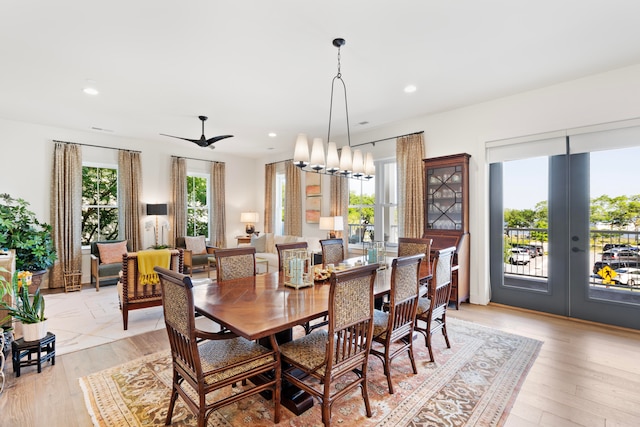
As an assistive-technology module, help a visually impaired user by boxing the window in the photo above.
[82,165,118,245]
[186,173,210,238]
[348,159,397,247]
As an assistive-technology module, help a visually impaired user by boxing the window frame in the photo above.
[81,162,119,246]
[186,172,211,239]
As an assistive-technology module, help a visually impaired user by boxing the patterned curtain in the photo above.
[284,161,302,236]
[170,157,187,247]
[118,150,142,251]
[50,142,82,289]
[210,161,226,248]
[397,133,425,238]
[330,175,349,252]
[264,162,276,234]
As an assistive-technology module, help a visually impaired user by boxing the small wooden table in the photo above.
[12,332,56,377]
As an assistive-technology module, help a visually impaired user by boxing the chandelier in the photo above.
[293,38,375,180]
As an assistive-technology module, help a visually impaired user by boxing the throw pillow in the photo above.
[97,241,128,264]
[184,236,207,254]
[251,234,266,253]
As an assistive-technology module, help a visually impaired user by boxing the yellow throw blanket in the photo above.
[137,249,171,285]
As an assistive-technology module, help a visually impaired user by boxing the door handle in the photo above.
[571,247,585,253]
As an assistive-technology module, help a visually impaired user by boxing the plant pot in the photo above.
[22,320,47,342]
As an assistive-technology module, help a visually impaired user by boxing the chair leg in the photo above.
[122,306,128,330]
[361,376,373,418]
[442,321,451,349]
[165,385,179,425]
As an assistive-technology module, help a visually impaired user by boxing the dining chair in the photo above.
[214,246,256,281]
[154,266,281,426]
[320,238,345,266]
[275,241,308,271]
[398,237,433,259]
[279,263,378,427]
[370,253,424,394]
[414,246,456,362]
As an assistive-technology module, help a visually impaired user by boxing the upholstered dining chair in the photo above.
[414,246,456,362]
[154,266,281,426]
[320,238,345,266]
[370,253,424,394]
[398,237,433,259]
[214,246,256,282]
[279,264,378,427]
[275,241,308,271]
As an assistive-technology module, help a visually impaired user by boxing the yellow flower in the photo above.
[16,271,32,290]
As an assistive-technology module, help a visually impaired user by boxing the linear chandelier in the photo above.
[293,38,375,180]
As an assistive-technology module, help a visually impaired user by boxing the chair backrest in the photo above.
[398,237,432,259]
[276,241,308,271]
[320,238,345,266]
[326,264,378,375]
[121,249,183,299]
[427,246,456,319]
[214,246,257,281]
[387,254,424,337]
[155,266,203,377]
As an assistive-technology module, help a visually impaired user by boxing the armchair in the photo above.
[175,236,216,277]
[117,249,183,330]
[90,240,131,291]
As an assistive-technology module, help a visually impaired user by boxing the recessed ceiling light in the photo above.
[404,85,417,93]
[268,132,277,137]
[83,87,99,95]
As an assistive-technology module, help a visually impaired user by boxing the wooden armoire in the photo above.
[423,153,470,309]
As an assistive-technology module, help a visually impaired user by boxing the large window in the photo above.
[82,165,118,245]
[186,174,210,237]
[348,159,397,247]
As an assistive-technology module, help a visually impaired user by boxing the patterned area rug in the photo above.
[80,318,541,426]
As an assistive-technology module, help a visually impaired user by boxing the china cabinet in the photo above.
[423,153,470,308]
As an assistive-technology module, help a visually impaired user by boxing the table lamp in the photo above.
[240,212,259,235]
[319,216,343,239]
[147,203,168,246]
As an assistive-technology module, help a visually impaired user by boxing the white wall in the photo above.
[0,118,257,284]
[261,63,640,306]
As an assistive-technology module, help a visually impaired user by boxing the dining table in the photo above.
[191,253,431,414]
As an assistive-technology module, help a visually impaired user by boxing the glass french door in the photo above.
[489,128,640,330]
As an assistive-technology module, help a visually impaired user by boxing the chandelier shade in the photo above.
[292,38,374,181]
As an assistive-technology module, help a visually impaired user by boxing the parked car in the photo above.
[602,243,633,252]
[508,248,531,265]
[614,268,640,287]
[512,244,536,258]
[602,249,640,262]
[593,260,640,275]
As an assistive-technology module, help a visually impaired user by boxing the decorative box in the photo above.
[283,249,314,289]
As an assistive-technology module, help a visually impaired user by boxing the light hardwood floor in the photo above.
[1,303,639,427]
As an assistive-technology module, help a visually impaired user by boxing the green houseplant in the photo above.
[0,193,57,273]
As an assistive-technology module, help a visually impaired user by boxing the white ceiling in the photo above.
[2,1,640,158]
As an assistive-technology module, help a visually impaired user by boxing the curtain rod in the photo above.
[171,155,224,164]
[350,130,424,148]
[265,159,291,166]
[52,140,141,153]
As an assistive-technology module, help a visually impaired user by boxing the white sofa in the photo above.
[246,233,320,271]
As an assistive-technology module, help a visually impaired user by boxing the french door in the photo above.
[489,126,640,330]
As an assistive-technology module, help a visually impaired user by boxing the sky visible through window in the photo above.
[503,146,640,210]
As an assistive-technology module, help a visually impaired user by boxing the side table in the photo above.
[12,332,56,377]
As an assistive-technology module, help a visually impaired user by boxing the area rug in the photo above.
[79,318,542,427]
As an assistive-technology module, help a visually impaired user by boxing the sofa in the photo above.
[246,233,320,271]
[117,249,183,330]
[90,240,131,291]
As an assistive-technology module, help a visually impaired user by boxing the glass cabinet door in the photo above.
[426,165,464,230]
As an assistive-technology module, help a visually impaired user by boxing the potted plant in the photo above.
[0,194,57,291]
[0,269,47,341]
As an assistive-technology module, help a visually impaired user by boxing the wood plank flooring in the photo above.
[1,303,639,426]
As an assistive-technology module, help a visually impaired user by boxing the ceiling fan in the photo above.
[161,115,233,149]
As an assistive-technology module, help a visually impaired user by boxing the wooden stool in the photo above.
[11,332,56,377]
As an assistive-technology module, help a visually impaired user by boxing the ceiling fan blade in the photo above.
[206,135,234,145]
[160,133,201,144]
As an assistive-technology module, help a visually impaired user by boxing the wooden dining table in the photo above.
[191,254,431,414]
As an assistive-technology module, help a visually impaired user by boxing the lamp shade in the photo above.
[332,216,344,231]
[339,146,352,174]
[318,216,334,231]
[293,133,310,167]
[326,142,340,173]
[309,137,326,171]
[147,203,167,215]
[240,212,259,223]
